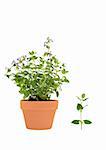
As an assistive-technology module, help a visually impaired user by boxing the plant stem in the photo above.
[80,110,83,130]
[80,100,83,130]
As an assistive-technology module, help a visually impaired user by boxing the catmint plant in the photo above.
[71,93,92,130]
[5,37,69,101]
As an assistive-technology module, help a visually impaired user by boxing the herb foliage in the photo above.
[5,37,69,100]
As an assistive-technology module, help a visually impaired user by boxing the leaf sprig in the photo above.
[71,93,92,130]
[5,37,69,101]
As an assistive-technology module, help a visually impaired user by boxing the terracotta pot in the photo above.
[20,100,58,130]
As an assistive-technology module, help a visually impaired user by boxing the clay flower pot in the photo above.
[20,100,58,130]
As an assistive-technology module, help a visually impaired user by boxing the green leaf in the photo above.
[77,103,83,111]
[29,51,35,55]
[62,76,69,83]
[71,120,80,124]
[76,96,81,101]
[62,68,68,74]
[81,93,86,98]
[7,68,11,72]
[44,52,49,56]
[56,91,59,97]
[83,98,88,101]
[29,56,37,61]
[64,78,69,83]
[6,75,10,78]
[46,45,50,49]
[83,120,92,124]
[62,63,65,67]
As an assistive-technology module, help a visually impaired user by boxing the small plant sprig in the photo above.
[71,93,92,130]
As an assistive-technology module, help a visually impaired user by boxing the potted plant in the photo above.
[5,37,69,130]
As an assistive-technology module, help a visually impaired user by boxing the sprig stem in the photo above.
[80,110,83,130]
[80,100,83,130]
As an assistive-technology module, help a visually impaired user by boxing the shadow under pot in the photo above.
[20,100,58,130]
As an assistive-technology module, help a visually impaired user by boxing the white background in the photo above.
[0,0,106,149]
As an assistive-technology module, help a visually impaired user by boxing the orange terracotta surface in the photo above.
[20,100,58,130]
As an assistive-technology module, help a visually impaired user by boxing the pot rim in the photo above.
[21,99,58,102]
[20,99,58,110]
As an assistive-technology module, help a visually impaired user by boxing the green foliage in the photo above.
[72,93,92,130]
[77,103,83,111]
[5,37,69,101]
[83,120,92,124]
[71,120,80,124]
[81,93,85,98]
